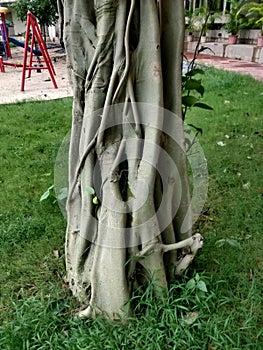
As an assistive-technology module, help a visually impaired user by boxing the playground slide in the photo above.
[9,37,41,56]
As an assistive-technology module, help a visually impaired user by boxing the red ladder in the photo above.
[21,11,58,91]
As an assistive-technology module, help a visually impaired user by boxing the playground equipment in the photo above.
[21,11,57,91]
[9,37,41,56]
[0,10,57,91]
[0,7,12,59]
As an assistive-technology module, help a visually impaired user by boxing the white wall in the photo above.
[11,10,26,35]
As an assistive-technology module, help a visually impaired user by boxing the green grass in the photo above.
[0,69,262,349]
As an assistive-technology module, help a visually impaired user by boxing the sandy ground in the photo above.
[1,44,262,105]
[0,44,73,104]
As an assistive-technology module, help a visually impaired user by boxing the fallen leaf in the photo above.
[53,250,60,259]
[183,311,199,325]
[243,182,250,190]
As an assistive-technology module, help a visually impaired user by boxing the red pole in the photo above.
[21,12,31,91]
[28,27,35,78]
[0,56,5,72]
[1,13,12,58]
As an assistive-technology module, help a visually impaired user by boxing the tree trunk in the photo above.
[62,0,200,319]
[57,0,65,48]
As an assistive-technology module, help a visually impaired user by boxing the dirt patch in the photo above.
[0,44,73,104]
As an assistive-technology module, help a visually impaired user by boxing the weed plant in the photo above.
[0,69,262,349]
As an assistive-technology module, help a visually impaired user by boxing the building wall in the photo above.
[185,0,258,12]
[0,0,25,35]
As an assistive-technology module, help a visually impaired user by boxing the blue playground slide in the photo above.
[9,37,42,56]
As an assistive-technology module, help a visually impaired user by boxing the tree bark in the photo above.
[62,0,197,319]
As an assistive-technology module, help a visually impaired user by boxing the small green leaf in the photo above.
[182,95,199,107]
[196,85,205,97]
[39,185,54,202]
[213,258,220,265]
[185,78,201,90]
[193,102,213,110]
[92,196,99,205]
[225,238,241,249]
[87,186,95,196]
[184,79,205,97]
[197,280,208,293]
[186,278,196,290]
[185,68,205,77]
[40,190,51,202]
[215,239,226,248]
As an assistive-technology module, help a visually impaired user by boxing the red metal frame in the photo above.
[21,11,57,91]
[0,56,5,72]
[0,12,12,59]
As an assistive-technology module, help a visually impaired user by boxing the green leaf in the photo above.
[225,238,241,249]
[195,273,200,281]
[186,278,196,290]
[39,185,54,202]
[193,102,213,110]
[40,190,51,202]
[184,79,205,96]
[215,239,226,248]
[185,78,201,89]
[196,85,205,97]
[185,68,205,77]
[86,186,95,196]
[213,258,220,265]
[197,280,208,293]
[182,95,199,107]
[92,196,99,205]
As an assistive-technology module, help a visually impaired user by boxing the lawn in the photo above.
[0,68,262,349]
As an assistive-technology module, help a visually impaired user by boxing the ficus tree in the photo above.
[59,0,204,319]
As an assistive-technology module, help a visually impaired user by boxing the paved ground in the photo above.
[0,45,262,105]
[186,53,263,82]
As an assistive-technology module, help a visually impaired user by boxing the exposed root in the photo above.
[76,305,94,319]
[137,233,204,276]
